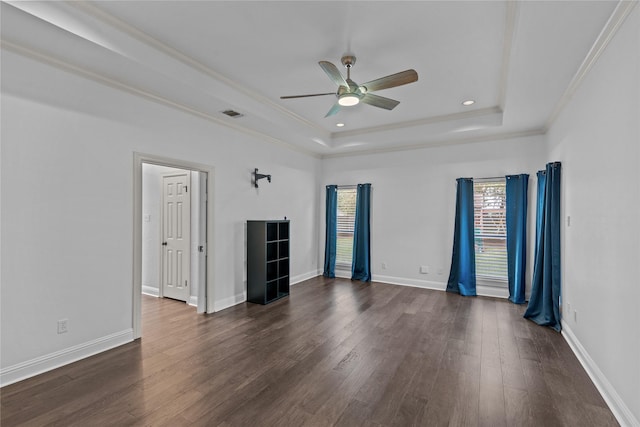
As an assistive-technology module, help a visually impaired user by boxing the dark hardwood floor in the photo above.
[1,277,617,426]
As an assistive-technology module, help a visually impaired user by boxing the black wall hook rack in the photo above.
[253,168,271,188]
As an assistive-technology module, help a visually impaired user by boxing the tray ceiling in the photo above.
[1,1,627,156]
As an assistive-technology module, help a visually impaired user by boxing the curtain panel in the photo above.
[351,183,371,282]
[446,178,477,296]
[524,163,562,331]
[323,185,338,278]
[506,174,529,304]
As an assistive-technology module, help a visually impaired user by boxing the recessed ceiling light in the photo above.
[462,100,475,106]
[336,123,345,127]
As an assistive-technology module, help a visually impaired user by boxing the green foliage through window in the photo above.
[473,180,507,281]
[336,188,357,265]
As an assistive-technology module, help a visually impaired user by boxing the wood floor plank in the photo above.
[301,347,385,426]
[0,277,619,426]
[504,387,533,426]
[334,399,372,427]
[390,395,427,427]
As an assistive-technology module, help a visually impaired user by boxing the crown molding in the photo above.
[65,1,327,137]
[1,39,321,159]
[332,106,503,140]
[544,0,638,131]
[2,37,537,161]
[322,128,546,159]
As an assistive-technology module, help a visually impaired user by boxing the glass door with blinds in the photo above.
[473,179,508,284]
[336,187,357,267]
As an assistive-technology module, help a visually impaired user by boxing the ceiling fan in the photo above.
[280,55,418,117]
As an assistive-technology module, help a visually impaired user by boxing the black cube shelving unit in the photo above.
[247,220,290,304]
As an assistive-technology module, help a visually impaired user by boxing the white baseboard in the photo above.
[0,329,133,387]
[188,296,198,307]
[142,285,159,297]
[212,270,321,312]
[291,269,322,285]
[561,322,639,427]
[373,274,510,299]
[372,274,446,291]
[323,271,519,301]
[213,292,247,312]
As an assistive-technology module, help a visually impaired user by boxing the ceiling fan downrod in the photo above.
[341,55,356,80]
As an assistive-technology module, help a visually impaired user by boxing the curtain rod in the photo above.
[327,184,372,189]
[474,176,505,181]
[474,175,530,181]
[334,185,357,189]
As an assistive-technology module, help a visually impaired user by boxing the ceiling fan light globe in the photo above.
[338,94,360,106]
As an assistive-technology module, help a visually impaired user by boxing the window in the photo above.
[336,187,357,265]
[473,179,507,282]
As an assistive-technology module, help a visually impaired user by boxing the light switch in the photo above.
[144,214,151,222]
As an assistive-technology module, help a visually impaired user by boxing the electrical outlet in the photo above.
[381,262,387,270]
[57,319,68,334]
[437,268,443,275]
[420,265,429,274]
[574,310,578,322]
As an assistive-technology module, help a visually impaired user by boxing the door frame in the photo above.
[133,152,215,339]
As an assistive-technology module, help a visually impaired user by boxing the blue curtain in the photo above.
[447,178,476,296]
[524,162,562,331]
[352,183,371,282]
[506,174,529,304]
[533,171,546,262]
[323,185,337,278]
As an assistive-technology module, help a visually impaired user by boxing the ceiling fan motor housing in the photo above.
[341,55,356,68]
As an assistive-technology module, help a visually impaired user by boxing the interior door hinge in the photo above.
[184,186,188,192]
[185,280,188,287]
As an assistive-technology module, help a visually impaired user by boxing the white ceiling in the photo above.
[1,1,623,157]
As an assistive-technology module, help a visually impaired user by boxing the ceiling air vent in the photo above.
[222,109,244,118]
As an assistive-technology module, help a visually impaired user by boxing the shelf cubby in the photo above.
[247,220,290,305]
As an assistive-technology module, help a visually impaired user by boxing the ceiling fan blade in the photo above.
[325,103,341,118]
[280,93,335,99]
[319,61,349,88]
[360,93,400,110]
[361,69,418,92]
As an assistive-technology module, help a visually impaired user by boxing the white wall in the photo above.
[0,49,321,382]
[320,135,547,297]
[546,6,639,425]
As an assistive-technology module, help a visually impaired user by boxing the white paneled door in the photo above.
[161,173,191,302]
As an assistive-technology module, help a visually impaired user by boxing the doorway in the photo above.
[133,153,215,339]
[142,166,193,303]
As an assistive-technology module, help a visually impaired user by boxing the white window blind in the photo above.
[336,187,357,265]
[473,179,508,282]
